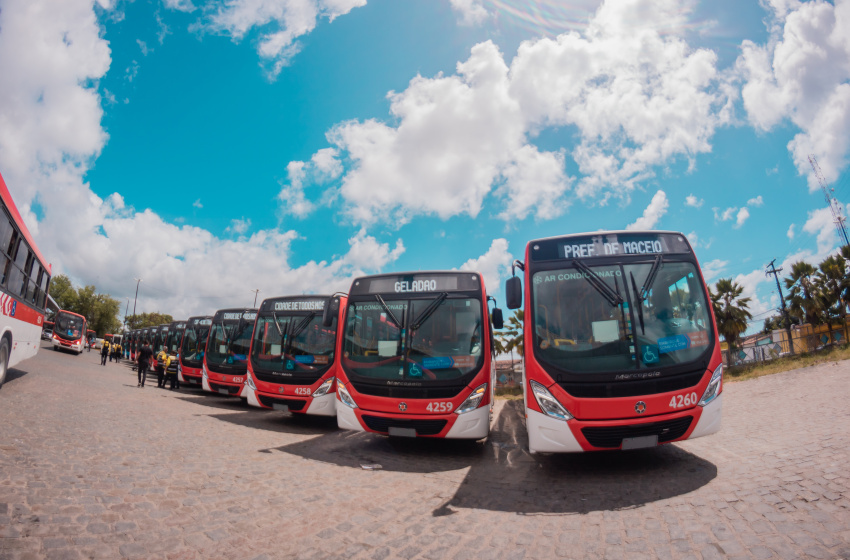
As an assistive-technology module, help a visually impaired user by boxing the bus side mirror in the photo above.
[322,298,339,328]
[491,308,504,330]
[506,277,523,310]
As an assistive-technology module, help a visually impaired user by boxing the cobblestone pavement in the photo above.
[1,344,849,559]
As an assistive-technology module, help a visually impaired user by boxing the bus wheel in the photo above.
[0,339,9,390]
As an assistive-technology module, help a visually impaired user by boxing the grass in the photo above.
[726,343,850,383]
[494,385,523,400]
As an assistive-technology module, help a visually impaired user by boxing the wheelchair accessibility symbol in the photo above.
[642,345,659,364]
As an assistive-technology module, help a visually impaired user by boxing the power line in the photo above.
[809,155,850,247]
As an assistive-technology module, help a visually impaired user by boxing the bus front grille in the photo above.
[350,382,462,400]
[559,370,705,399]
[361,416,447,436]
[581,416,693,448]
[257,395,307,411]
[209,382,241,395]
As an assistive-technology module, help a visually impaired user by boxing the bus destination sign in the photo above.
[531,232,692,262]
[273,300,325,312]
[354,273,481,296]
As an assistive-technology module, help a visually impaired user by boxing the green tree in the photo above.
[48,274,76,310]
[815,254,850,324]
[45,275,122,336]
[126,312,174,330]
[784,261,821,325]
[711,278,753,367]
[497,309,524,372]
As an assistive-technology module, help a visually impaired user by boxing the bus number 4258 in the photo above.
[669,392,699,409]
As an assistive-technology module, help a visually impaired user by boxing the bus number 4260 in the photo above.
[669,392,699,409]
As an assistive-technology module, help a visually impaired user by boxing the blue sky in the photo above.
[1,0,849,334]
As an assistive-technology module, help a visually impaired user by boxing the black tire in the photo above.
[0,339,9,390]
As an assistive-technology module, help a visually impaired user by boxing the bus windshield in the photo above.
[251,314,336,375]
[181,326,209,366]
[165,327,183,354]
[207,320,253,371]
[55,313,83,341]
[531,260,713,374]
[343,297,483,382]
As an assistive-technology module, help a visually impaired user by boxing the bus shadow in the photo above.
[433,400,718,515]
[208,411,340,436]
[3,366,28,385]
[272,428,488,473]
[176,395,250,411]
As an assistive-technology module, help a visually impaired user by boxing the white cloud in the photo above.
[292,0,733,226]
[734,207,750,229]
[626,190,668,230]
[685,194,703,208]
[686,230,698,247]
[277,148,343,218]
[164,0,196,12]
[747,195,764,207]
[227,217,252,235]
[458,238,512,297]
[701,259,728,282]
[450,0,488,26]
[0,0,404,320]
[207,0,367,78]
[713,206,737,222]
[193,199,203,208]
[137,39,150,56]
[736,0,850,190]
[787,223,795,240]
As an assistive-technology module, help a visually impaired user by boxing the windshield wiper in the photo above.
[630,272,645,335]
[375,295,404,329]
[271,312,285,337]
[572,260,624,307]
[289,312,315,343]
[410,293,448,330]
[638,255,663,302]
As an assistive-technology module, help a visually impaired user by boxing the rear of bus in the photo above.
[507,231,722,453]
[335,271,501,439]
[179,316,211,388]
[52,310,86,354]
[244,296,342,416]
[202,308,257,397]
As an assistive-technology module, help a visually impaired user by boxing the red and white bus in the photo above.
[52,310,86,354]
[334,271,503,439]
[244,296,343,416]
[0,171,52,388]
[179,316,212,388]
[505,231,722,453]
[202,308,257,397]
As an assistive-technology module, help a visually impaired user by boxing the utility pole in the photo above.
[766,259,795,355]
[251,289,260,307]
[131,278,142,329]
[809,155,850,247]
[122,297,130,336]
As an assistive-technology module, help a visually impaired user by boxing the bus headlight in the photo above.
[530,380,573,421]
[455,383,487,414]
[337,382,358,409]
[698,364,723,407]
[312,377,335,398]
[245,375,256,391]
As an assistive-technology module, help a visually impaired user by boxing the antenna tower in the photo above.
[809,154,850,247]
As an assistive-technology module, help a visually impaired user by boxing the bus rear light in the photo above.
[312,377,335,398]
[337,382,358,409]
[698,364,723,407]
[530,380,573,421]
[455,383,487,414]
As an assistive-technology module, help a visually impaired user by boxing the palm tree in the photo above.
[784,261,821,324]
[710,278,753,367]
[497,309,524,373]
[815,255,849,324]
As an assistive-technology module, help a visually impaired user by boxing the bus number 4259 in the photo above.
[426,402,453,412]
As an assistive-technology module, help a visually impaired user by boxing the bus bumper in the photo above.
[337,403,365,432]
[688,394,722,439]
[247,389,336,416]
[527,408,584,453]
[445,405,489,439]
[305,392,336,416]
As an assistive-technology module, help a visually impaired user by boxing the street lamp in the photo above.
[251,289,260,307]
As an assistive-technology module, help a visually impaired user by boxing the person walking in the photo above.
[100,340,110,366]
[166,350,179,390]
[155,347,169,388]
[137,341,152,387]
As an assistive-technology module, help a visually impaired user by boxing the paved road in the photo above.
[1,344,849,560]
